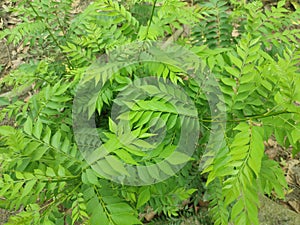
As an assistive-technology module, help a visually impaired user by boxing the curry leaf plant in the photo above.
[0,0,299,225]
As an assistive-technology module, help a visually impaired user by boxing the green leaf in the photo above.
[43,126,51,144]
[231,198,243,220]
[167,151,192,165]
[291,128,300,144]
[61,138,70,153]
[133,139,154,149]
[33,118,43,139]
[140,85,161,95]
[166,114,178,129]
[105,155,129,176]
[111,214,142,225]
[137,188,150,208]
[0,126,15,136]
[231,131,250,148]
[31,145,48,160]
[249,126,264,177]
[15,171,24,179]
[0,97,9,106]
[109,118,118,133]
[229,54,243,69]
[24,117,33,135]
[137,111,153,125]
[57,165,65,177]
[137,167,154,184]
[21,179,37,199]
[114,149,138,165]
[225,66,240,77]
[234,122,249,131]
[158,161,174,176]
[46,167,56,177]
[85,169,99,185]
[51,131,61,149]
[221,77,236,86]
[237,47,247,60]
[87,195,109,224]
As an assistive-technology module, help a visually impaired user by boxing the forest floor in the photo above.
[0,1,300,224]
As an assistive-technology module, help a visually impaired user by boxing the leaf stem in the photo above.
[200,110,298,123]
[26,0,72,67]
[144,0,158,40]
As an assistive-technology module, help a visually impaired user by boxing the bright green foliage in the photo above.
[0,0,73,58]
[192,0,233,48]
[244,0,300,56]
[0,0,299,225]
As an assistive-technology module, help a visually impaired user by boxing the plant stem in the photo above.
[144,0,158,40]
[26,0,72,67]
[200,110,298,123]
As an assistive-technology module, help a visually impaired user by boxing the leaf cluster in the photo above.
[0,1,299,225]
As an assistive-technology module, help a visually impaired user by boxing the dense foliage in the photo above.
[0,0,299,224]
